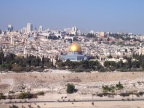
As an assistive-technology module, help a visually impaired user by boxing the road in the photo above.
[1,97,144,104]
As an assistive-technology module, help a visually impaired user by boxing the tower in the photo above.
[72,26,77,32]
[39,26,43,32]
[71,26,77,35]
[27,23,33,33]
[8,25,13,32]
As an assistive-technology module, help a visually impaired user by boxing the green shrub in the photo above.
[9,105,19,108]
[116,82,124,90]
[37,91,45,96]
[66,83,76,94]
[17,92,34,99]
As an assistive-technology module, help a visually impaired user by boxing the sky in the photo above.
[0,0,144,34]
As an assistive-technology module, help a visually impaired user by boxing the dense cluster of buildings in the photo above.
[0,23,144,64]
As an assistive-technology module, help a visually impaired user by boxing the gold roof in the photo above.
[68,42,82,52]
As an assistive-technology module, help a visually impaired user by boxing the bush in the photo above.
[9,105,19,108]
[92,102,94,105]
[116,82,124,90]
[138,92,144,96]
[74,67,85,72]
[120,93,130,97]
[0,93,6,99]
[66,83,76,94]
[37,91,45,96]
[97,93,103,97]
[17,92,35,99]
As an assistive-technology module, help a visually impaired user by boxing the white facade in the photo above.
[8,24,13,32]
[27,23,33,33]
[39,26,43,32]
[64,26,78,35]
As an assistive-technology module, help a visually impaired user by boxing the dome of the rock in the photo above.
[68,42,81,52]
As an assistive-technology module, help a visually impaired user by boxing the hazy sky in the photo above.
[0,0,144,33]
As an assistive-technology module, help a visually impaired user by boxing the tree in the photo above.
[65,59,72,68]
[142,62,144,70]
[41,56,45,68]
[5,53,15,64]
[11,64,23,72]
[0,51,4,64]
[126,57,132,69]
[104,61,117,71]
[131,61,140,68]
[66,83,76,94]
[56,61,65,69]
[117,60,123,68]
[31,58,39,66]
[104,61,110,67]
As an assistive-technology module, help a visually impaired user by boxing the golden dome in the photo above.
[68,42,82,52]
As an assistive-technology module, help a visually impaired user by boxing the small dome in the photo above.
[68,42,82,52]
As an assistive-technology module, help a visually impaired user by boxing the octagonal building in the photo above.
[60,42,88,61]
